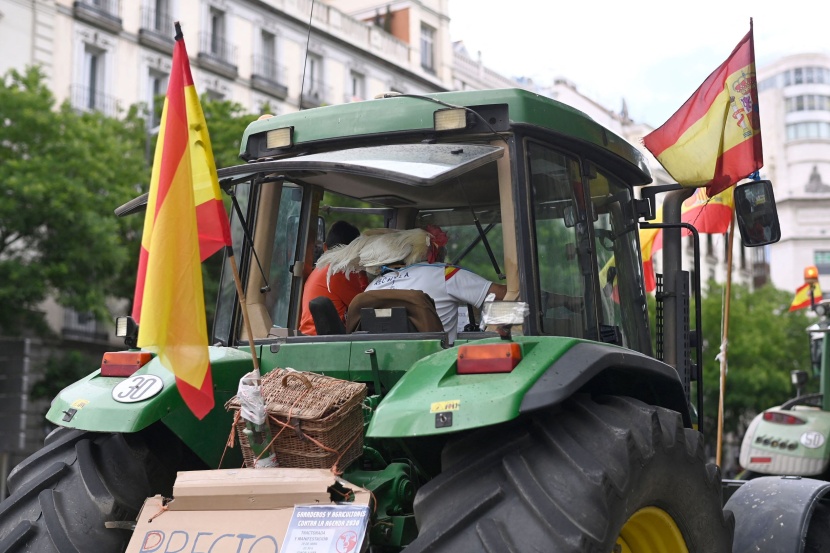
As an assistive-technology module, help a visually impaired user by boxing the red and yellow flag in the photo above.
[790,282,822,312]
[680,186,735,235]
[639,206,664,293]
[132,24,232,419]
[643,21,762,197]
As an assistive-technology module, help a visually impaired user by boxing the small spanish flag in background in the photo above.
[643,20,762,197]
[132,22,232,419]
[790,282,822,312]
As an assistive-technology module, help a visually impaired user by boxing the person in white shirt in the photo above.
[366,261,506,341]
[317,225,506,341]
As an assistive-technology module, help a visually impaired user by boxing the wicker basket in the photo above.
[226,369,366,470]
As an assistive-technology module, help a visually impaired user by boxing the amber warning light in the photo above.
[101,351,152,377]
[457,343,522,374]
[805,266,819,284]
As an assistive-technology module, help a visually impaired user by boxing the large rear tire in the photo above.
[407,395,733,552]
[0,424,202,553]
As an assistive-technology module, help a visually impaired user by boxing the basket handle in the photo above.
[281,372,313,391]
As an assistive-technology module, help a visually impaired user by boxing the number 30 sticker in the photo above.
[112,374,164,403]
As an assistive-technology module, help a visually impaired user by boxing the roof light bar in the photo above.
[434,108,469,131]
[266,127,293,149]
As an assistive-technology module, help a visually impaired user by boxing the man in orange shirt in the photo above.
[299,221,367,335]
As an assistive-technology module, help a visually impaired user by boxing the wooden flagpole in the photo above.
[226,246,262,378]
[716,211,736,467]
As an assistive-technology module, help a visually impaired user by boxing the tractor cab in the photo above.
[211,90,652,359]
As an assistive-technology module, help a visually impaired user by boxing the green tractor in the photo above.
[739,267,830,480]
[1,89,828,552]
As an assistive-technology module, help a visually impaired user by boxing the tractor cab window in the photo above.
[588,167,651,353]
[527,141,591,339]
[265,183,305,328]
[213,180,306,344]
[213,181,252,345]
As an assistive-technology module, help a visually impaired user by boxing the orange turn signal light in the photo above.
[101,351,152,377]
[457,343,522,374]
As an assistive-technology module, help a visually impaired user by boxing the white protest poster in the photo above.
[281,505,371,553]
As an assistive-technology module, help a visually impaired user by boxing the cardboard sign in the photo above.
[126,469,371,553]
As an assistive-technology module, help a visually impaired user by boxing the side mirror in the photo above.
[734,180,781,247]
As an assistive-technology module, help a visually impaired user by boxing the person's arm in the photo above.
[487,282,507,301]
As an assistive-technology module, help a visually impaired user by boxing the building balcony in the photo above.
[139,5,175,54]
[71,85,120,117]
[73,0,122,34]
[301,85,331,108]
[197,32,238,79]
[61,309,110,344]
[251,55,288,100]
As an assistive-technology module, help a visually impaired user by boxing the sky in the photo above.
[448,0,830,128]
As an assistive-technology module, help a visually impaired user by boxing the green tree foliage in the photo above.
[697,281,813,446]
[0,67,147,335]
[0,66,267,339]
[29,350,96,402]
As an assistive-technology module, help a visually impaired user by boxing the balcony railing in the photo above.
[139,5,175,53]
[301,84,331,108]
[62,309,109,343]
[71,84,120,117]
[251,55,288,100]
[73,0,122,33]
[197,32,238,78]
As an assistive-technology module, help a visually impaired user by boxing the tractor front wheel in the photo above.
[0,424,202,552]
[408,394,733,552]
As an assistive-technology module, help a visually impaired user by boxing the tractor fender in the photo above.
[366,337,690,438]
[44,346,255,466]
[519,342,692,427]
[725,476,830,553]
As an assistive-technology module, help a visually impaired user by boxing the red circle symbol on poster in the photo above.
[336,530,358,553]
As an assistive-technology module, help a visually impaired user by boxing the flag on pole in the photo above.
[639,206,664,293]
[643,20,762,197]
[790,282,822,312]
[680,186,735,234]
[132,23,232,419]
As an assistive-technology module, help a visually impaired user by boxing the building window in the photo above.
[815,251,830,274]
[209,7,225,57]
[349,71,365,102]
[794,67,803,84]
[786,121,830,141]
[784,94,830,113]
[420,23,435,72]
[152,0,170,32]
[260,30,277,80]
[148,69,167,129]
[305,53,323,99]
[83,45,105,111]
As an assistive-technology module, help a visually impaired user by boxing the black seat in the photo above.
[308,296,347,335]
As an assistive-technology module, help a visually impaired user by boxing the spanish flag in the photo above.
[790,282,822,312]
[643,20,762,197]
[680,186,734,235]
[132,23,232,419]
[639,206,664,293]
